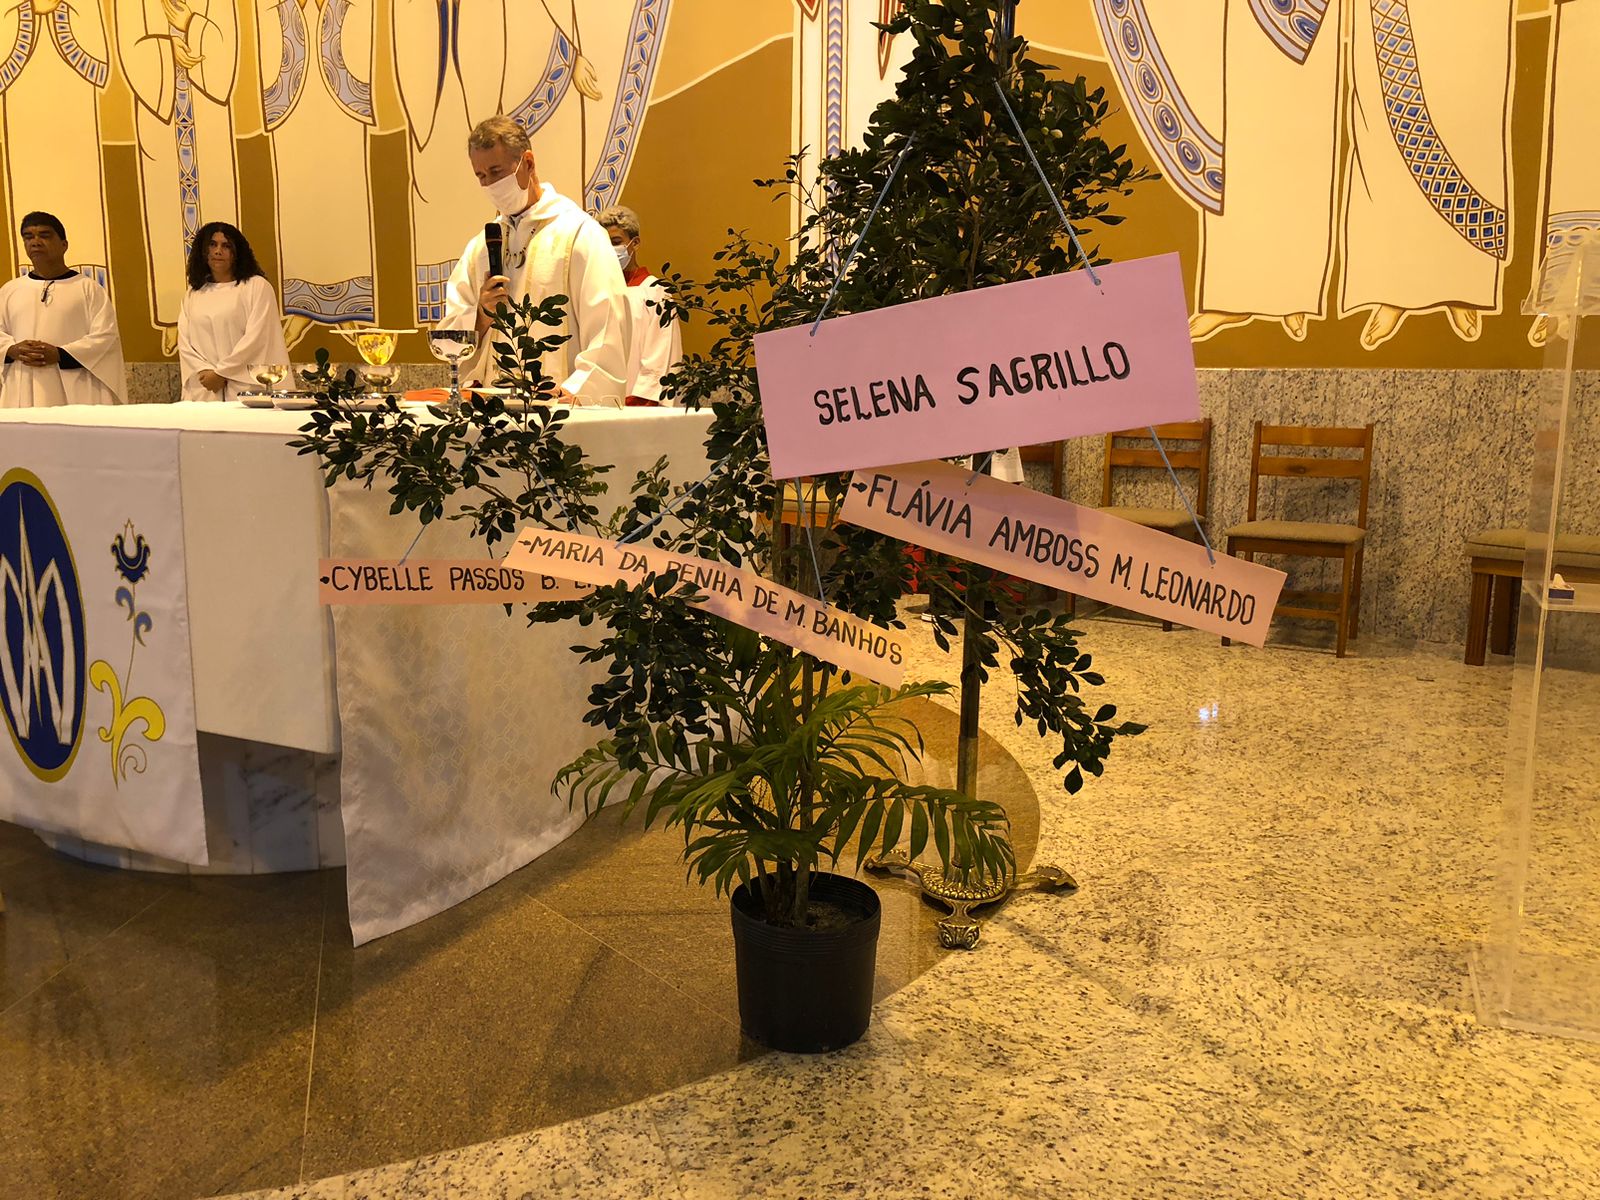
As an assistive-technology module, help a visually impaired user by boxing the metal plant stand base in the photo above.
[864,851,1077,949]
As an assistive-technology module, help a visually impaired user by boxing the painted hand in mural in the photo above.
[573,51,601,101]
[159,0,194,33]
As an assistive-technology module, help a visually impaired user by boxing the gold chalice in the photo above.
[250,363,289,394]
[334,326,412,367]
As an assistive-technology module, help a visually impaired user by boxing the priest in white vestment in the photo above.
[0,212,125,408]
[441,116,630,405]
[177,221,290,403]
[598,205,682,407]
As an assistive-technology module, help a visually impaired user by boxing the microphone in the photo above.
[484,222,503,280]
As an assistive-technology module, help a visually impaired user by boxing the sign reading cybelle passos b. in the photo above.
[753,253,1200,479]
[317,559,593,605]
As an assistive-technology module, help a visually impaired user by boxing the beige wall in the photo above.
[0,1,1589,369]
[0,0,795,364]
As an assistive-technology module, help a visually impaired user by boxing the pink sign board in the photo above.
[318,559,593,606]
[753,253,1200,479]
[839,461,1286,646]
[501,530,910,685]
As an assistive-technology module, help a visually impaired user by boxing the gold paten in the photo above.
[864,851,1076,949]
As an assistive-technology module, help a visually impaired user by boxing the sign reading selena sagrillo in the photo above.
[753,254,1200,479]
[839,460,1286,646]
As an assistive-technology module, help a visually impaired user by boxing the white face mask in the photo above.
[614,244,632,268]
[484,163,530,217]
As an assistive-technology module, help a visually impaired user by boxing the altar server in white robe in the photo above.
[0,212,125,408]
[598,205,682,407]
[441,116,630,405]
[177,222,290,402]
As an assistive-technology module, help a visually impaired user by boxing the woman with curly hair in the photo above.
[177,222,290,402]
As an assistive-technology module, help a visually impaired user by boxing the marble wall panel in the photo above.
[1013,369,1600,648]
[122,362,453,405]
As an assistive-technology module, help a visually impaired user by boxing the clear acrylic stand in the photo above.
[1471,232,1600,1040]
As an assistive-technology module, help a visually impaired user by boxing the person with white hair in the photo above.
[598,205,683,407]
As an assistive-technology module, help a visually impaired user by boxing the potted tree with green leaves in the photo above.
[296,0,1146,1053]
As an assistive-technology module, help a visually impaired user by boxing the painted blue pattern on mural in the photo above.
[415,261,454,325]
[174,70,200,254]
[824,0,844,159]
[0,3,36,94]
[263,0,308,130]
[319,0,373,122]
[285,275,377,323]
[1249,0,1329,64]
[51,6,109,87]
[1093,0,1224,215]
[1371,0,1507,259]
[510,31,574,136]
[585,0,672,213]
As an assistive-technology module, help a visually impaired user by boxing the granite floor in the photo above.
[197,604,1600,1200]
[0,700,1033,1200]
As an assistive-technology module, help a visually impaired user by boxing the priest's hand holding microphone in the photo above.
[474,221,579,405]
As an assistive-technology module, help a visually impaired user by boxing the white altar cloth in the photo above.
[0,402,714,939]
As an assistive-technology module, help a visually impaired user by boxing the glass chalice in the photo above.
[427,329,478,408]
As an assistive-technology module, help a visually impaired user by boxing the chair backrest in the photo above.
[1246,422,1375,528]
[1100,419,1212,519]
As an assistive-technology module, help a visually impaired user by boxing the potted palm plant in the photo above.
[296,0,1147,1052]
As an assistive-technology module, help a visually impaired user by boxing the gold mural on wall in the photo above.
[0,0,1590,368]
[1,0,693,363]
[789,0,1592,368]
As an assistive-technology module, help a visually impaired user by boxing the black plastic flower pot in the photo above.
[729,871,882,1053]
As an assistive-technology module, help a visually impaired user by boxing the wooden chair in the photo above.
[1463,527,1600,664]
[1224,422,1375,658]
[1019,443,1065,499]
[1100,420,1212,532]
[776,478,837,529]
[1066,421,1212,627]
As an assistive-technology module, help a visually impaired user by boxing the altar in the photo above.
[0,402,713,941]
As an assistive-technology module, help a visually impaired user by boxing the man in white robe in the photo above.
[0,212,126,407]
[441,116,630,405]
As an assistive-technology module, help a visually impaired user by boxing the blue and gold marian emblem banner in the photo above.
[0,428,205,864]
